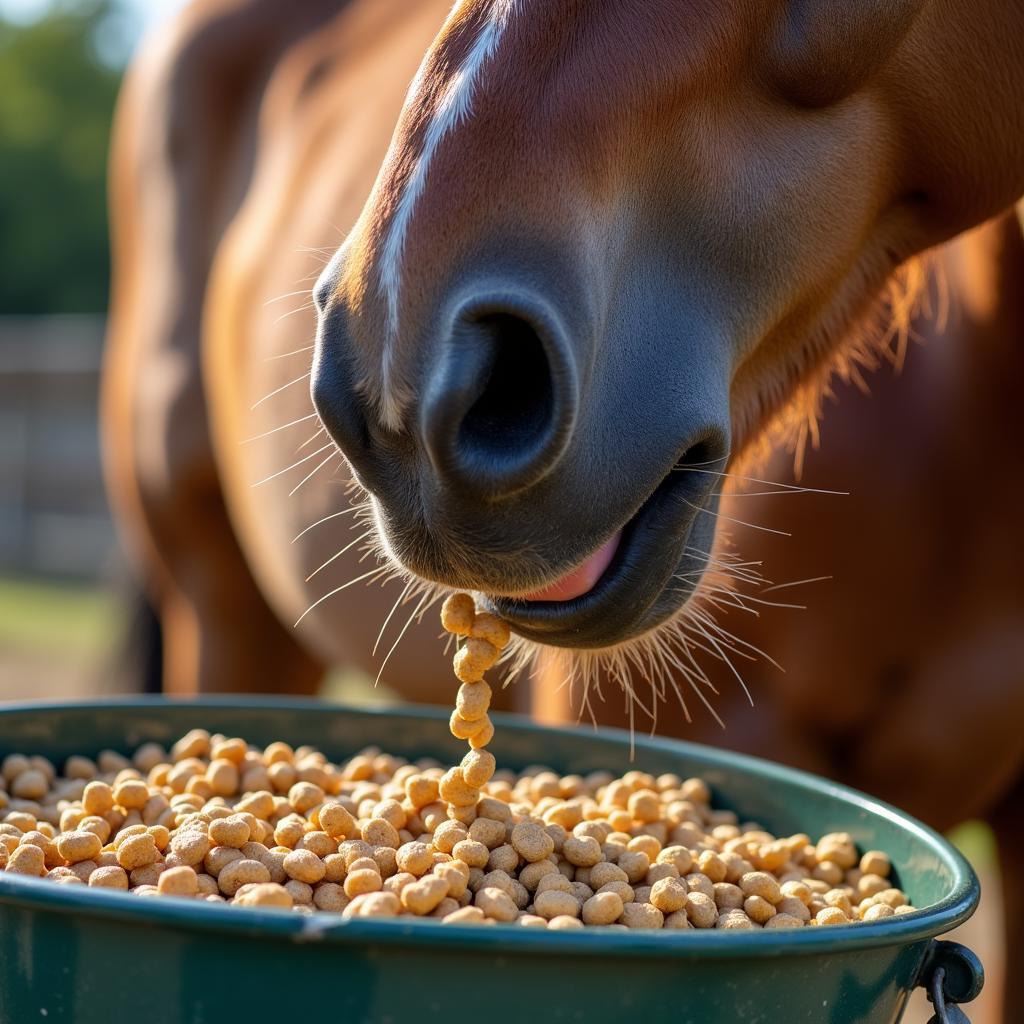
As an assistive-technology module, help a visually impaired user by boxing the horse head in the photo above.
[311,0,1024,651]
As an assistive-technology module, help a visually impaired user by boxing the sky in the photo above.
[0,0,190,64]
[0,0,187,32]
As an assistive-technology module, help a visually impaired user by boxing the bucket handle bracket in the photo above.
[920,940,984,1024]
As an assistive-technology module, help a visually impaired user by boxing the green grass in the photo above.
[320,666,400,707]
[0,575,401,706]
[948,820,998,871]
[0,574,120,657]
[0,576,402,706]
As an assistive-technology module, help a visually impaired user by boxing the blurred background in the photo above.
[0,0,188,704]
[0,3,1001,1017]
[0,0,385,708]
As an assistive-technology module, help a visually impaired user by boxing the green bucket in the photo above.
[0,699,982,1023]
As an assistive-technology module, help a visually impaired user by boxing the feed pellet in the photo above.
[0,595,912,928]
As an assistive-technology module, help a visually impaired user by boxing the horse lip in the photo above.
[491,531,624,603]
[483,462,717,648]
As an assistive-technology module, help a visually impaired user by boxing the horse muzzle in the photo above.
[312,246,732,649]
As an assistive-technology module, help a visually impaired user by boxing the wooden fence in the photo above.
[0,316,116,580]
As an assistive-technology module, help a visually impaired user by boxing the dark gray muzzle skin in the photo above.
[312,237,732,650]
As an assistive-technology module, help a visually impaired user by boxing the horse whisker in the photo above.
[761,575,833,593]
[373,578,417,657]
[264,288,313,307]
[273,302,317,328]
[253,442,334,487]
[305,529,374,581]
[688,618,754,708]
[288,451,341,497]
[676,465,847,497]
[242,413,319,444]
[296,427,328,452]
[682,498,793,538]
[251,371,312,410]
[291,506,361,544]
[692,607,784,673]
[374,588,439,688]
[265,344,316,362]
[294,564,392,626]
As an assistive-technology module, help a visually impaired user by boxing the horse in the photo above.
[102,1,1024,1013]
[535,214,1024,1019]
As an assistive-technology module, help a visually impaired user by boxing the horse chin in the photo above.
[362,489,752,728]
[497,568,736,726]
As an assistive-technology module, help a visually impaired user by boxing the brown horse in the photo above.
[536,213,1024,1018]
[102,0,1024,1012]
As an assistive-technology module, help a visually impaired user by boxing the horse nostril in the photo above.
[461,314,554,458]
[421,297,578,500]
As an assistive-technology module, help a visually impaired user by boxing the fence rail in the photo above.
[0,315,115,580]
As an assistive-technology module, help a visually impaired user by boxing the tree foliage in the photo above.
[0,1,122,313]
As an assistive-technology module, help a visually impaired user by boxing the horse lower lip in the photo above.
[484,461,717,648]
[519,532,622,602]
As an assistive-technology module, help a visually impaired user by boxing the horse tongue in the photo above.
[521,532,621,602]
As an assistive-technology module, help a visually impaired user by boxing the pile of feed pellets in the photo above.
[0,594,913,929]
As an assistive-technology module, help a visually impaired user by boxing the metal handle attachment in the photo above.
[921,940,985,1024]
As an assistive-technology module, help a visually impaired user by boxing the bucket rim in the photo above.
[0,696,979,958]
